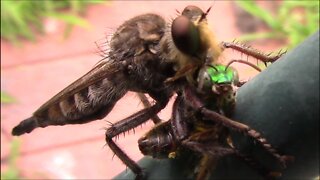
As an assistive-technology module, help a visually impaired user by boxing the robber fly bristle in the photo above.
[199,6,212,22]
[205,6,212,15]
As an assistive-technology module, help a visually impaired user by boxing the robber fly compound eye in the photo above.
[171,15,200,56]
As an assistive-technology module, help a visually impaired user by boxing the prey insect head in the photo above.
[197,64,239,95]
[198,59,265,95]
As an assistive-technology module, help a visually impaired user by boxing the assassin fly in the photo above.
[12,5,289,179]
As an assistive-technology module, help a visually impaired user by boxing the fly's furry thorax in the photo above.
[197,21,222,65]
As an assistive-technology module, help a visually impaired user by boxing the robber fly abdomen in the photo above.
[12,71,128,135]
[59,78,126,119]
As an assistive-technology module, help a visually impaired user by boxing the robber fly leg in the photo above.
[105,95,170,179]
[220,41,285,64]
[106,92,169,137]
[105,137,144,179]
[183,85,293,168]
[136,93,162,124]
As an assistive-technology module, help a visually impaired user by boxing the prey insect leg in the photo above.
[195,155,218,180]
[182,119,283,179]
[171,95,189,140]
[183,85,293,168]
[233,149,283,179]
[182,130,235,180]
[182,129,235,158]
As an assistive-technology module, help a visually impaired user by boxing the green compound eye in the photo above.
[197,64,239,92]
[206,65,236,84]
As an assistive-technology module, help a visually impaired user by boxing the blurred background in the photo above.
[1,1,319,179]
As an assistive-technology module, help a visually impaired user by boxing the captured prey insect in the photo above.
[11,5,289,180]
[138,63,294,180]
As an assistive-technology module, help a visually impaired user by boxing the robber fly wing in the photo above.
[12,60,128,136]
[36,60,119,112]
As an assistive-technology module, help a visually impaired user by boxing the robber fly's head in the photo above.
[197,64,239,96]
[171,5,213,58]
[181,5,210,23]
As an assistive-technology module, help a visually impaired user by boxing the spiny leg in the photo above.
[221,41,285,64]
[183,85,294,168]
[136,93,162,124]
[200,108,294,168]
[105,137,143,179]
[105,97,169,179]
[233,149,283,179]
[106,96,169,137]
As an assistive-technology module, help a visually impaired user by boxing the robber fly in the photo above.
[12,5,288,180]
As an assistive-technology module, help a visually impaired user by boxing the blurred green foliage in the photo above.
[1,139,21,180]
[1,91,15,104]
[236,1,319,49]
[1,0,105,46]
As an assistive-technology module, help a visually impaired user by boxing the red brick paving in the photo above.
[1,1,284,179]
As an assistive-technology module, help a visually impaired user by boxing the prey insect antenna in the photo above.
[205,64,219,72]
[225,59,262,72]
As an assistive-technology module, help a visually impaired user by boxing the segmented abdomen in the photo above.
[12,77,127,136]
